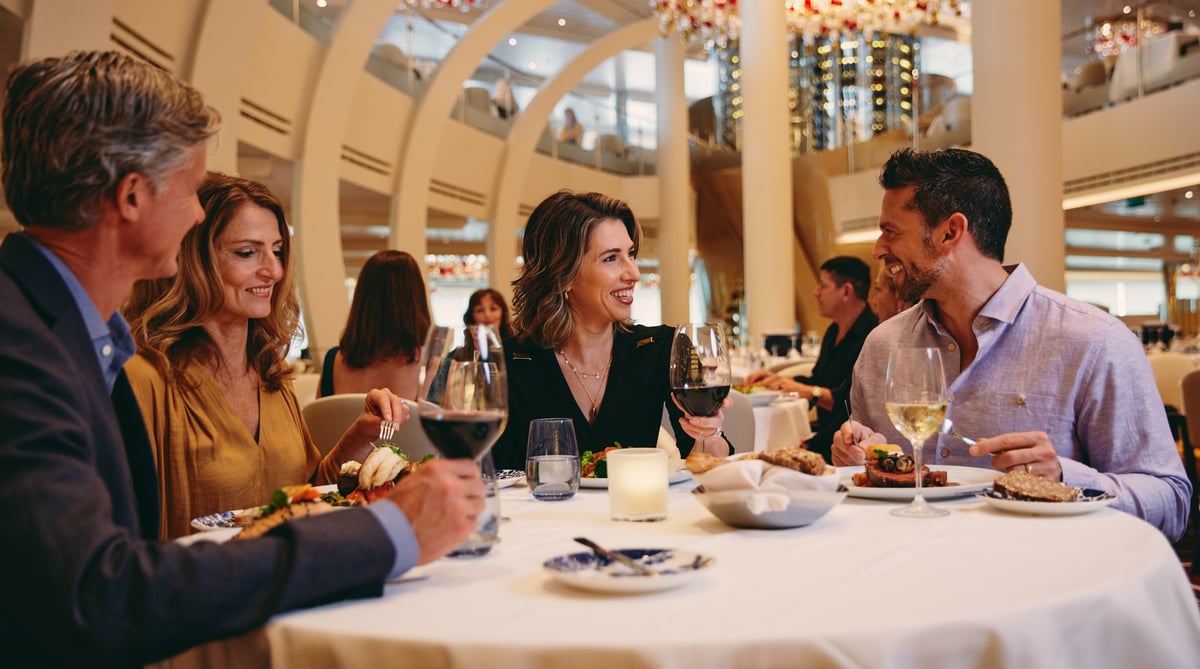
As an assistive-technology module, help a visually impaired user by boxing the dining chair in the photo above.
[302,395,441,462]
[301,393,368,458]
[1148,351,1194,412]
[291,373,320,408]
[1178,370,1200,574]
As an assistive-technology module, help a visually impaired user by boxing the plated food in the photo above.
[191,446,428,534]
[991,470,1079,502]
[978,487,1117,516]
[733,383,781,406]
[543,547,713,594]
[977,470,1117,516]
[839,465,999,500]
[685,446,828,477]
[850,445,948,488]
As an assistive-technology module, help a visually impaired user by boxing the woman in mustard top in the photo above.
[125,173,406,538]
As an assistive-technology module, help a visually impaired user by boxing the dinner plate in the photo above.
[543,548,714,594]
[190,484,339,531]
[977,487,1117,516]
[578,468,692,489]
[495,469,525,489]
[839,465,999,500]
[744,390,781,407]
[176,527,241,545]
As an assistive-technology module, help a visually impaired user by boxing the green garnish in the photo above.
[260,488,290,516]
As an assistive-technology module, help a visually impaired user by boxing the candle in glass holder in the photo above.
[607,448,668,521]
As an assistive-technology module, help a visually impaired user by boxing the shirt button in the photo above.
[940,448,950,457]
[1016,395,1026,406]
[101,344,113,356]
[947,343,957,351]
[947,393,955,402]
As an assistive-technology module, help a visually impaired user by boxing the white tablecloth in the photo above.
[752,398,813,451]
[171,484,1200,669]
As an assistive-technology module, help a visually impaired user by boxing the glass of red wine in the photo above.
[669,323,732,417]
[419,324,508,461]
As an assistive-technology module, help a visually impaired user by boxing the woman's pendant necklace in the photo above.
[559,351,613,421]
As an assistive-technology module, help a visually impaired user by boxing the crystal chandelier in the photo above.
[651,0,963,51]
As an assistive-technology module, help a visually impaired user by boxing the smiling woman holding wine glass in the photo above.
[488,190,732,471]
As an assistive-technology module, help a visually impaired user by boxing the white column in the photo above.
[739,2,796,343]
[654,36,691,327]
[22,0,114,60]
[189,0,266,174]
[972,0,1064,290]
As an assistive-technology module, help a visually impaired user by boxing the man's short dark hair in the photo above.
[820,256,871,302]
[879,148,1012,261]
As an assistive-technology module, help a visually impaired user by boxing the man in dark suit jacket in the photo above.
[0,50,484,667]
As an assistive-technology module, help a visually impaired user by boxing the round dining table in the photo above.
[164,477,1200,669]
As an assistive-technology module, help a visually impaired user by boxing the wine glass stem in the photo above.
[911,436,926,506]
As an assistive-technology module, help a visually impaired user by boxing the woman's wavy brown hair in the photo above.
[340,250,431,367]
[511,190,640,350]
[125,172,299,392]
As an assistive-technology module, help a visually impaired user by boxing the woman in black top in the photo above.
[490,190,731,470]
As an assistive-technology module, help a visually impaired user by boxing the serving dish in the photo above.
[692,485,847,529]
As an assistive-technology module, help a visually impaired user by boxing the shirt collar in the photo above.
[24,232,135,391]
[916,263,1034,333]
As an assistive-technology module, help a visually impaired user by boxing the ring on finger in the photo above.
[1024,463,1032,474]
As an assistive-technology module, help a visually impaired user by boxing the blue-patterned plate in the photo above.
[977,487,1117,516]
[495,469,525,489]
[190,507,259,532]
[543,548,713,593]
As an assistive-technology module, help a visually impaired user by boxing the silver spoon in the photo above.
[573,537,656,576]
[939,418,977,447]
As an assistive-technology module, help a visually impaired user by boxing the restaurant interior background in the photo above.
[0,0,1198,356]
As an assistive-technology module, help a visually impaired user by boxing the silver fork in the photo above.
[378,419,399,443]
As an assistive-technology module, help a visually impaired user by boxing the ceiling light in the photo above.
[529,62,536,69]
[1123,6,1132,14]
[508,37,517,46]
[1187,191,1195,200]
[557,18,566,27]
[316,0,327,7]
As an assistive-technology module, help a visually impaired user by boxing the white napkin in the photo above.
[693,457,840,515]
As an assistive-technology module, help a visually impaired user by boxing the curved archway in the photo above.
[488,19,660,300]
[389,0,557,259]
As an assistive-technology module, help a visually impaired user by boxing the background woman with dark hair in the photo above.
[463,287,515,339]
[489,189,731,471]
[319,250,431,399]
[125,173,405,538]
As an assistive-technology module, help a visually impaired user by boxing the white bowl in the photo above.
[692,486,847,529]
[744,390,781,406]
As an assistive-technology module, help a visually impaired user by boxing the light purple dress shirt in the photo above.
[851,264,1192,540]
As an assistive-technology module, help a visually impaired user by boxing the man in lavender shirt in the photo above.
[833,148,1192,541]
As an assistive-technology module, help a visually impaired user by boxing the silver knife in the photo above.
[573,537,656,576]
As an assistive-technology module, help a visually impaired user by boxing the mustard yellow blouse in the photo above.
[125,355,342,539]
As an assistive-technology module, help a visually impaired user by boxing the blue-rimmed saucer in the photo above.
[543,548,713,593]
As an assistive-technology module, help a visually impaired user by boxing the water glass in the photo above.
[525,418,580,501]
[448,452,500,557]
[607,448,668,521]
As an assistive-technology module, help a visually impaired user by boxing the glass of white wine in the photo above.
[884,346,949,518]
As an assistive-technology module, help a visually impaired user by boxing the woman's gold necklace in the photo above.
[558,350,613,421]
